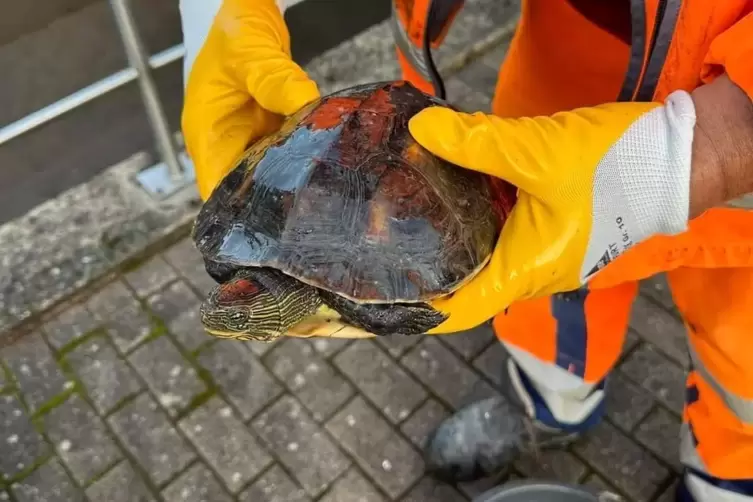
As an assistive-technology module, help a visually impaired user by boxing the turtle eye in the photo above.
[230,312,246,321]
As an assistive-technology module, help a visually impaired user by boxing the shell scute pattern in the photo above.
[194,81,511,303]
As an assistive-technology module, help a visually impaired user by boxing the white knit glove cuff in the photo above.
[581,90,696,281]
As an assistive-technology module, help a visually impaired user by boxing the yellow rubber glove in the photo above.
[409,91,697,333]
[181,0,320,200]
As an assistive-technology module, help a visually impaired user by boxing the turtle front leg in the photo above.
[319,291,448,336]
[199,267,322,342]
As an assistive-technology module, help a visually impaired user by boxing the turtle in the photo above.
[192,80,517,342]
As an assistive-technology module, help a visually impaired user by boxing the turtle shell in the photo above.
[193,81,516,303]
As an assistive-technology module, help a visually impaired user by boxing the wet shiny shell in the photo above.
[193,81,515,303]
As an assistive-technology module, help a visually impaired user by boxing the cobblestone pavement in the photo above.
[0,46,688,502]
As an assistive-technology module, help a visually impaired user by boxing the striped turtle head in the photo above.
[199,267,321,342]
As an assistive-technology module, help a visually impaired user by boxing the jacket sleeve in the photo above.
[701,11,753,101]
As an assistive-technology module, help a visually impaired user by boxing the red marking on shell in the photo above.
[359,87,396,115]
[301,97,363,130]
[335,88,396,169]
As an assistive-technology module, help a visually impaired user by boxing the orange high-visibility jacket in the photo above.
[394,0,753,110]
[395,1,753,487]
[394,0,753,280]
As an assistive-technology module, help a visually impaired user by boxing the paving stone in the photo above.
[400,399,450,448]
[629,295,689,368]
[245,338,282,357]
[253,395,351,497]
[455,58,501,102]
[619,344,686,415]
[402,477,467,502]
[42,304,98,350]
[87,280,153,353]
[438,324,495,360]
[146,281,200,324]
[107,393,196,486]
[319,469,386,502]
[402,338,496,410]
[445,76,492,113]
[87,280,140,321]
[634,407,682,472]
[161,462,233,502]
[574,421,669,501]
[605,370,655,431]
[10,459,84,502]
[124,255,178,298]
[374,334,422,358]
[655,478,680,502]
[179,397,272,493]
[66,336,143,415]
[457,475,510,501]
[0,394,49,480]
[105,303,155,353]
[514,450,588,484]
[308,338,352,358]
[579,474,620,498]
[266,340,354,421]
[164,239,216,296]
[1,332,69,412]
[480,36,513,70]
[168,309,214,352]
[146,281,210,350]
[129,337,206,417]
[85,461,154,502]
[639,274,675,311]
[326,397,424,499]
[42,394,122,485]
[622,329,642,357]
[238,464,311,502]
[444,0,516,57]
[334,341,425,423]
[198,341,283,420]
[472,340,509,388]
[506,471,525,482]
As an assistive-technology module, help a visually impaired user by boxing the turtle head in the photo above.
[199,267,321,342]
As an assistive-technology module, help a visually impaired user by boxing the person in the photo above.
[178,0,753,500]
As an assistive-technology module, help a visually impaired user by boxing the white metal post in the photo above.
[109,0,186,184]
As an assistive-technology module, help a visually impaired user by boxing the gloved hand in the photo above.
[409,92,697,333]
[181,0,320,200]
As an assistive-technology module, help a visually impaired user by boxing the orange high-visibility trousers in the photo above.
[394,0,753,499]
[484,2,753,497]
[494,241,753,480]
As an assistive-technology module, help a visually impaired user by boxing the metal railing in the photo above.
[0,0,194,197]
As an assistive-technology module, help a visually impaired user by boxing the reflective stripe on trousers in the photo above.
[687,340,753,425]
[680,423,753,502]
[495,262,753,501]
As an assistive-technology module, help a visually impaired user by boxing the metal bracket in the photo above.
[111,0,195,201]
[134,151,196,199]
